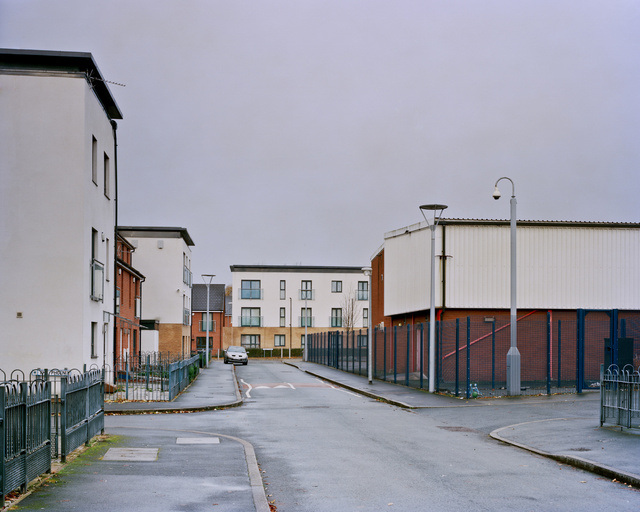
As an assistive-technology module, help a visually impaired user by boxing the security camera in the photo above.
[492,186,501,200]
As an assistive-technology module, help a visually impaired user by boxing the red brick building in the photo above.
[191,283,226,358]
[114,234,145,361]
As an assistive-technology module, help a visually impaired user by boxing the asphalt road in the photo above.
[191,361,638,511]
[36,360,637,512]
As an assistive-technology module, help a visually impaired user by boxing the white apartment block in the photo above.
[230,265,371,351]
[118,227,194,358]
[0,49,122,371]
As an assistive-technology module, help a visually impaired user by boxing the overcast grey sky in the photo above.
[2,0,639,284]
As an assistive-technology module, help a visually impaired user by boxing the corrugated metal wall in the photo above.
[385,222,640,315]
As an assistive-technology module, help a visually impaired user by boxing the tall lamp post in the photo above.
[202,274,215,368]
[419,204,448,393]
[362,267,373,384]
[492,177,520,395]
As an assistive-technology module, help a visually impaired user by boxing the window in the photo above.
[135,296,141,318]
[115,288,120,314]
[240,307,261,327]
[363,308,369,328]
[279,307,286,327]
[280,280,286,300]
[241,280,261,299]
[91,322,98,358]
[300,308,312,327]
[105,238,110,282]
[91,136,98,185]
[300,280,313,300]
[301,334,308,348]
[103,153,110,198]
[90,229,104,301]
[358,334,368,347]
[241,334,260,348]
[200,312,216,332]
[331,280,342,293]
[357,281,369,301]
[274,334,285,347]
[331,308,342,328]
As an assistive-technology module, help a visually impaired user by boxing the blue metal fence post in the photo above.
[491,320,496,390]
[406,324,411,387]
[383,327,387,381]
[547,312,551,395]
[455,318,460,397]
[466,317,471,399]
[419,323,424,389]
[393,326,398,384]
[557,320,562,388]
[577,309,585,393]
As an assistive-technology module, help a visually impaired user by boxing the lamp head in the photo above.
[492,186,501,200]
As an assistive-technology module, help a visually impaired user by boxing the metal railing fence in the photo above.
[600,364,640,429]
[0,380,51,506]
[308,313,639,397]
[104,352,200,402]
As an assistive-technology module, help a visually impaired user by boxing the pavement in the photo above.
[6,359,639,511]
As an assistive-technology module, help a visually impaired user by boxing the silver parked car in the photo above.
[224,346,248,365]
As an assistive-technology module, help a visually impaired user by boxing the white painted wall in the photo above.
[231,267,370,328]
[0,71,116,371]
[384,221,640,317]
[125,236,192,324]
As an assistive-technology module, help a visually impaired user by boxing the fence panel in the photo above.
[601,365,640,428]
[1,381,51,506]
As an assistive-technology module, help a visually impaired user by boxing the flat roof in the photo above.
[385,218,640,240]
[0,48,123,120]
[230,265,367,274]
[118,226,195,246]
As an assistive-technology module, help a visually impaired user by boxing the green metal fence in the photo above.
[0,368,105,506]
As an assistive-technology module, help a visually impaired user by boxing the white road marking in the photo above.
[241,378,253,398]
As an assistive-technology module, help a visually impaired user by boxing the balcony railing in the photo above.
[239,316,262,327]
[183,266,193,287]
[183,308,190,326]
[298,316,315,328]
[91,259,104,301]
[240,288,263,300]
[330,317,343,328]
[357,290,369,301]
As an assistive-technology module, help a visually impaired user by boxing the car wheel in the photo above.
[224,359,228,364]
[243,361,248,365]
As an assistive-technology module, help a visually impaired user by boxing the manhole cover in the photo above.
[103,448,159,461]
[176,437,220,445]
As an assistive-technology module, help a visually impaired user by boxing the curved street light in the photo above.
[419,204,448,393]
[493,177,520,395]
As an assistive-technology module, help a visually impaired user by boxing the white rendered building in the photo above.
[118,227,194,359]
[0,49,122,372]
[230,265,371,351]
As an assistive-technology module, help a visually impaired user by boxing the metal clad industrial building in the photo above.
[384,220,640,317]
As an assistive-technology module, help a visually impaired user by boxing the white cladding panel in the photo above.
[447,225,640,309]
[385,223,640,316]
[383,224,443,317]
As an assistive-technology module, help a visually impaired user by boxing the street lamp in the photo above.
[419,204,448,393]
[493,176,520,395]
[201,274,215,368]
[362,267,373,384]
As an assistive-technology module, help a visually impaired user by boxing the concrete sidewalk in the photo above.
[6,362,269,512]
[286,360,640,488]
